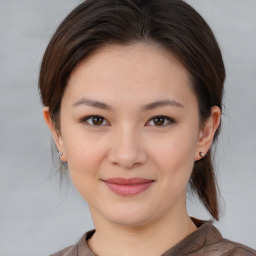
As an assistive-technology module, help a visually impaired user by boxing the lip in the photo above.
[102,177,155,196]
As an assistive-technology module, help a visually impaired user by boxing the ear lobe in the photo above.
[195,106,221,160]
[42,107,66,161]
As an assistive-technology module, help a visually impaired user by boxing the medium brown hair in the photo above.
[39,0,225,221]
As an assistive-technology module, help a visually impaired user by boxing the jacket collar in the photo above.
[75,217,222,256]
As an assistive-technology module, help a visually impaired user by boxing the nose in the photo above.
[107,126,148,170]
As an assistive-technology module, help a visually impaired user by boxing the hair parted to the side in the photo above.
[39,0,225,221]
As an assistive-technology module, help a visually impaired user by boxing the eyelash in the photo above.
[79,115,176,128]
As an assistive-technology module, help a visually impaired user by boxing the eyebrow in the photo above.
[72,98,184,111]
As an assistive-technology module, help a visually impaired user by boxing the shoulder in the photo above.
[215,239,256,255]
[49,231,95,256]
[50,244,77,256]
[198,238,256,256]
[188,218,256,256]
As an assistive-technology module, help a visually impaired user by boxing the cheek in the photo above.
[64,139,106,203]
[61,128,106,187]
[151,128,198,181]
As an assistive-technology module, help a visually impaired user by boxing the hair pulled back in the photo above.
[39,0,226,221]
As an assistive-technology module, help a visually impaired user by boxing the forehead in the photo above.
[72,42,189,80]
[64,42,196,109]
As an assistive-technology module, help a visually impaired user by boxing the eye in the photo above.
[80,115,109,127]
[147,115,175,127]
[80,115,175,128]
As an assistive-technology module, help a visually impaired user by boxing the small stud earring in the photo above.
[58,152,63,158]
[199,152,204,157]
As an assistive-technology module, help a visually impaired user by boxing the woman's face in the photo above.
[53,43,210,227]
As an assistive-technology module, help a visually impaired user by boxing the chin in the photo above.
[109,215,152,228]
[103,204,156,228]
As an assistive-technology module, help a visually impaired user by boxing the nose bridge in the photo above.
[108,122,147,169]
[117,123,139,151]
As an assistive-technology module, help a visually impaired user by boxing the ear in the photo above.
[43,107,67,162]
[195,106,221,161]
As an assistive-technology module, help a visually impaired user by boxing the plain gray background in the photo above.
[0,0,255,255]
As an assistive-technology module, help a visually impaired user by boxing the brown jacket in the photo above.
[50,218,256,256]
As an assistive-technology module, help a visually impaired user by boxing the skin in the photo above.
[43,42,221,256]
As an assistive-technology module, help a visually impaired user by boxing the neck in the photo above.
[87,208,197,256]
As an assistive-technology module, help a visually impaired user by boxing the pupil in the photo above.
[93,116,103,125]
[154,117,164,125]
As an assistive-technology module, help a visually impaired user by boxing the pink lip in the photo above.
[103,177,154,196]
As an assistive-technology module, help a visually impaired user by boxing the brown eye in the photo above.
[92,116,104,125]
[153,117,165,126]
[80,115,175,128]
[148,116,175,127]
[81,115,108,127]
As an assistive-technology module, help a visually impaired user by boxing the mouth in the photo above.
[102,177,155,196]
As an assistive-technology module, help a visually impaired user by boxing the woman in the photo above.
[39,0,256,255]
